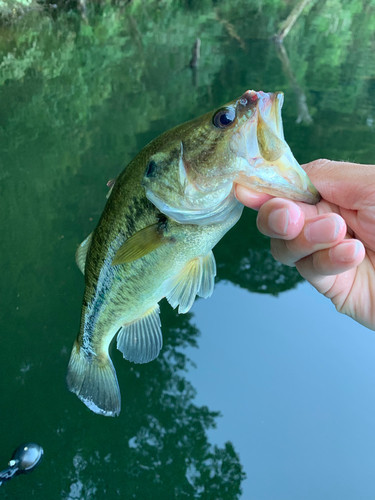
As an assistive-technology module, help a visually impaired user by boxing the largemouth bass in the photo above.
[67,90,320,416]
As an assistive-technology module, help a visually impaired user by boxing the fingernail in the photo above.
[305,216,341,243]
[288,204,302,226]
[267,205,301,236]
[329,240,361,263]
[268,208,289,235]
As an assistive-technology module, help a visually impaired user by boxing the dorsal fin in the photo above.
[106,177,117,199]
[116,305,162,364]
[163,251,217,314]
[112,224,167,266]
[75,232,93,274]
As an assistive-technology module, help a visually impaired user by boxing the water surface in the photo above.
[1,1,375,498]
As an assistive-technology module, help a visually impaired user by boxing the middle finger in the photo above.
[270,214,347,266]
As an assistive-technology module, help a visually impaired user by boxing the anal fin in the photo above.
[116,305,163,364]
[75,232,93,274]
[164,251,217,314]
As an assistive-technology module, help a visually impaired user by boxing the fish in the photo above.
[66,89,320,417]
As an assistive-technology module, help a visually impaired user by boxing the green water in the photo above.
[0,0,375,498]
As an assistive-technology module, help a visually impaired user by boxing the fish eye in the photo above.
[212,107,236,129]
[145,160,157,178]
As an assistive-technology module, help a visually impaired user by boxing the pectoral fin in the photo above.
[164,251,217,314]
[75,232,93,274]
[112,224,167,265]
[116,305,162,364]
[257,113,287,162]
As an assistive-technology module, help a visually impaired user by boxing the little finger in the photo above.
[295,239,366,280]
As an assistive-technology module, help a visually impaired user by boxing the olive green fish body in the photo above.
[68,147,242,416]
[67,89,320,416]
[79,188,241,357]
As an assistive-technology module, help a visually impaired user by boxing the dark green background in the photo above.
[0,0,375,498]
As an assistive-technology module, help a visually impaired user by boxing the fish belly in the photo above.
[67,200,243,416]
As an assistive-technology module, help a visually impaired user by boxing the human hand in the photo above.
[235,159,375,331]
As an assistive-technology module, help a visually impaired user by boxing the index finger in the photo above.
[234,183,326,217]
[235,184,273,210]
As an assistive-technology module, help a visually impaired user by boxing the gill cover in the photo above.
[144,141,242,225]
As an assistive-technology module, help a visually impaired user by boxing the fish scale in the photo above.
[67,89,320,416]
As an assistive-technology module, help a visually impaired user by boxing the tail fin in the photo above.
[66,342,121,417]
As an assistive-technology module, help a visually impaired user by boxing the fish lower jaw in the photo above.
[234,154,321,205]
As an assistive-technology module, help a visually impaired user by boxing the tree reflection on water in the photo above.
[60,311,244,499]
[0,0,374,498]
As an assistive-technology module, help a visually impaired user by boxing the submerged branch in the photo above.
[189,38,201,87]
[274,0,315,43]
[275,42,313,124]
[189,37,201,68]
[214,9,246,50]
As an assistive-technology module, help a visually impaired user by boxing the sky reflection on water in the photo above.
[0,0,375,498]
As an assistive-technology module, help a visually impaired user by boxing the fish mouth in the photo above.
[234,90,321,205]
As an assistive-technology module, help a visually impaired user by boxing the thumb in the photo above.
[302,159,375,211]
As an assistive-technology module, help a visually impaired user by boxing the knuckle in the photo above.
[311,249,331,275]
[303,158,330,176]
[256,210,268,235]
[311,250,323,272]
[315,158,330,167]
[270,239,295,266]
[270,239,280,260]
